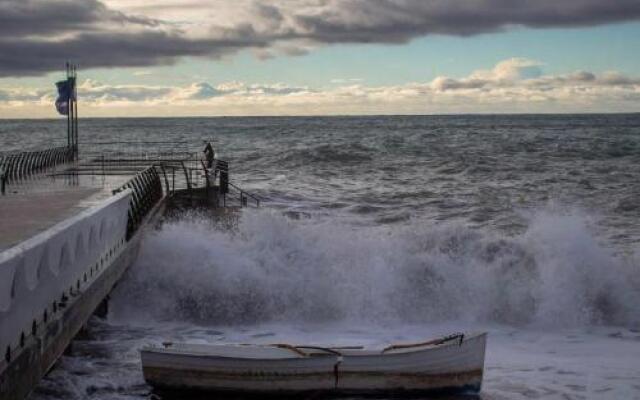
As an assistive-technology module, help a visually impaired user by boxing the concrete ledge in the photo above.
[0,191,131,357]
[0,197,166,400]
[0,228,140,400]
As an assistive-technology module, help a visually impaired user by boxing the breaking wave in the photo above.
[112,209,640,328]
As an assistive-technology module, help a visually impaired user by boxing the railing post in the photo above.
[180,162,191,192]
[159,165,171,196]
[10,154,17,182]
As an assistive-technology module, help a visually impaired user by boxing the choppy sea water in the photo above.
[2,115,640,399]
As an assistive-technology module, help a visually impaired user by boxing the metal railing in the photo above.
[228,182,260,207]
[200,159,259,208]
[81,140,198,161]
[112,166,164,239]
[81,141,261,205]
[0,146,74,194]
[38,140,261,210]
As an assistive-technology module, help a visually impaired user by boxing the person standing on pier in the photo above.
[204,142,215,169]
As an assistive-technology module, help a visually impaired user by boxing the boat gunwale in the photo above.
[140,332,487,362]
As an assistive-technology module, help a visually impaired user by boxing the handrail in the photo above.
[83,141,196,145]
[0,146,74,193]
[0,165,6,195]
[180,161,192,191]
[88,156,198,163]
[228,181,260,207]
[228,182,260,202]
[72,151,261,209]
[112,166,164,239]
[202,159,259,208]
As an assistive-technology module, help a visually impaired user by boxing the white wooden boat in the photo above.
[140,332,487,395]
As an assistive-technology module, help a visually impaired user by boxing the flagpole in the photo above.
[71,64,75,160]
[73,64,78,160]
[66,62,71,151]
[70,64,74,159]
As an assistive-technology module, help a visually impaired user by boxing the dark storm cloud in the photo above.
[0,0,159,37]
[2,0,640,77]
[291,0,640,43]
[0,30,268,77]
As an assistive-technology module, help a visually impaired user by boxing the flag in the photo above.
[55,78,75,115]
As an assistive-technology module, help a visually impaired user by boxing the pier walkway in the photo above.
[0,177,130,252]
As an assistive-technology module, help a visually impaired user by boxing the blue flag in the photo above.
[55,78,75,115]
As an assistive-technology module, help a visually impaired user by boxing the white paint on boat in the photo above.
[140,332,487,394]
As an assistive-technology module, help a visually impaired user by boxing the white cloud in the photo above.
[472,58,545,81]
[1,59,639,117]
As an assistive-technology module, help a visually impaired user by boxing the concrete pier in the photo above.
[0,160,164,400]
[1,142,251,400]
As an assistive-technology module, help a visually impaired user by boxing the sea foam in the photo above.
[112,208,640,328]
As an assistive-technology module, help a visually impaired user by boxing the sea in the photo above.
[1,114,640,399]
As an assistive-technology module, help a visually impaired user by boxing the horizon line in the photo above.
[1,111,639,121]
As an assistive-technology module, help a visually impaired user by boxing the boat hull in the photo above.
[141,333,486,395]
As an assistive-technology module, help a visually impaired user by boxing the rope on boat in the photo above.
[271,344,354,357]
[381,332,465,353]
[272,343,309,357]
[272,344,344,388]
[296,346,343,356]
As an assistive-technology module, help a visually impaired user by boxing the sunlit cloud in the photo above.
[1,59,638,117]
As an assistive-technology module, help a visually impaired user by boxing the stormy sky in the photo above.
[1,0,639,116]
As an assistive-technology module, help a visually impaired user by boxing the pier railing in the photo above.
[84,140,259,205]
[112,167,164,240]
[227,182,261,207]
[41,141,261,209]
[0,146,74,194]
[82,154,260,209]
[197,159,260,208]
